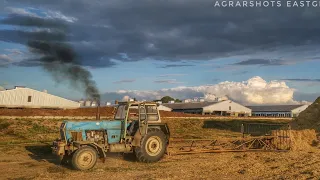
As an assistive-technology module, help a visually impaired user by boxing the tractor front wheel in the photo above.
[71,146,98,171]
[135,128,167,163]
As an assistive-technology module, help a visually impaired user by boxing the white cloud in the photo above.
[0,49,28,66]
[5,7,39,17]
[0,54,13,62]
[44,10,78,23]
[4,49,24,55]
[103,76,306,105]
[6,7,77,23]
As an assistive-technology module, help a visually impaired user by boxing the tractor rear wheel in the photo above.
[135,128,167,163]
[71,146,98,171]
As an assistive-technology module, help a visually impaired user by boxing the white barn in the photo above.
[0,87,80,109]
[162,100,252,116]
[247,105,309,118]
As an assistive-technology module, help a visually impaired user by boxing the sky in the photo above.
[0,0,319,105]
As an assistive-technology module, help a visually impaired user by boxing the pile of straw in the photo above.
[289,129,317,151]
[271,129,317,151]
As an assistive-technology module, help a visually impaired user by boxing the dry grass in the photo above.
[0,117,319,180]
[289,129,318,151]
[0,119,59,144]
[0,117,290,144]
[163,118,242,139]
[162,118,290,139]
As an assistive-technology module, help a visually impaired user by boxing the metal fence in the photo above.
[241,123,290,136]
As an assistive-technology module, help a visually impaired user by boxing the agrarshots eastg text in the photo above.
[214,1,320,7]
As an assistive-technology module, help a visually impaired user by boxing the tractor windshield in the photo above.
[114,105,127,120]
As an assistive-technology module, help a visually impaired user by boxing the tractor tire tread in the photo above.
[71,146,98,171]
[134,128,167,163]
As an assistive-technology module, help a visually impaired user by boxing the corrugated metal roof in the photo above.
[162,101,219,110]
[246,105,304,112]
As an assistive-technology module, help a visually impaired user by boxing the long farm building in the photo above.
[0,87,80,109]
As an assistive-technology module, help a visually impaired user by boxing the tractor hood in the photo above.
[59,120,123,143]
[63,120,122,131]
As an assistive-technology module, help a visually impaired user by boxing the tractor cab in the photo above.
[113,101,162,137]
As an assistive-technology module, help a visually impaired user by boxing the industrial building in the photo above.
[247,105,309,118]
[162,100,252,116]
[0,86,80,109]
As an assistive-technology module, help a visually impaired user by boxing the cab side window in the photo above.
[139,107,146,121]
[146,105,159,121]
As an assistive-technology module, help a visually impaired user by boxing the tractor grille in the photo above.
[71,132,83,141]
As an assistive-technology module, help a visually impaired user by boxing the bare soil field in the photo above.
[1,144,320,180]
[1,118,319,180]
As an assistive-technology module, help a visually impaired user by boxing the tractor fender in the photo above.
[148,123,170,144]
[131,123,170,147]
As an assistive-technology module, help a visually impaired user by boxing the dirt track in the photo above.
[1,145,320,180]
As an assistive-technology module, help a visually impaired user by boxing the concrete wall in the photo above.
[0,88,80,109]
[203,100,252,116]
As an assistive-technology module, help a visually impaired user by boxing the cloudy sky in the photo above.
[0,0,319,104]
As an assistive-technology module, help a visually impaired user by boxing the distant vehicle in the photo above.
[52,101,170,170]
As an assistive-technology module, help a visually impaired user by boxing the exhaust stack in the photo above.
[96,100,101,120]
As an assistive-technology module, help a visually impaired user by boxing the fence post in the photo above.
[241,123,244,138]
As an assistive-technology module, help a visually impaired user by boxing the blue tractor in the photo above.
[52,101,170,170]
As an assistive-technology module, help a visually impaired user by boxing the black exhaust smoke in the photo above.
[1,15,100,100]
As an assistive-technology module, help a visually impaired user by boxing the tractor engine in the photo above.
[85,130,106,144]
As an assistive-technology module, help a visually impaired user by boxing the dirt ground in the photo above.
[1,144,320,180]
[1,118,319,180]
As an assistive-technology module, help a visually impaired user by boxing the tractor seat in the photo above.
[127,120,139,136]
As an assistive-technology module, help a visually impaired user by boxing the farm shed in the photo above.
[0,87,80,109]
[162,100,251,116]
[247,105,309,118]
